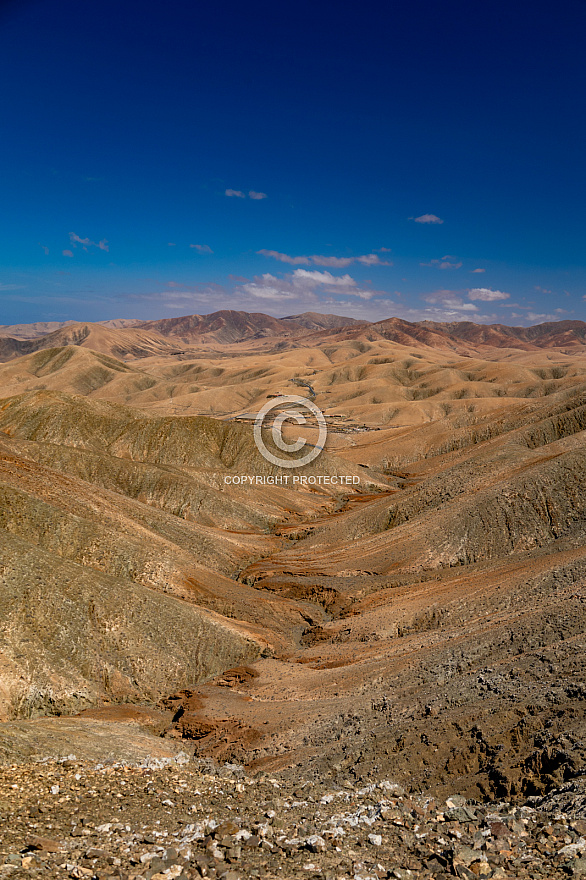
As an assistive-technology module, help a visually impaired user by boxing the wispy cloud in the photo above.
[239,268,383,302]
[471,267,485,273]
[411,214,444,224]
[225,188,267,199]
[39,244,49,255]
[356,253,392,266]
[468,287,510,302]
[168,242,176,247]
[310,255,354,267]
[525,312,561,322]
[128,282,226,310]
[257,250,309,265]
[125,276,525,324]
[190,244,213,254]
[0,283,25,290]
[293,269,357,287]
[241,276,298,301]
[257,250,392,267]
[423,290,478,311]
[421,255,462,269]
[62,249,74,257]
[69,232,109,252]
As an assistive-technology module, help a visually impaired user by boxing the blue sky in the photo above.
[1,0,585,326]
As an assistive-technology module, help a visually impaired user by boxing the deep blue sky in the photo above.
[1,0,585,326]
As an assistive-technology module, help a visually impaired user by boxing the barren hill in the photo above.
[137,310,367,344]
[421,318,586,350]
[0,320,75,339]
[137,310,293,344]
[4,311,586,360]
[3,320,586,432]
[0,318,141,339]
[0,322,184,361]
[281,311,367,330]
[0,312,584,808]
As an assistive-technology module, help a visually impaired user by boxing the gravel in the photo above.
[1,754,586,879]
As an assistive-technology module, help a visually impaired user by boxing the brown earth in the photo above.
[0,311,584,815]
[2,755,586,880]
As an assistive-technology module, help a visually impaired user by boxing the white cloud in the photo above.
[225,189,267,199]
[355,253,392,266]
[293,269,357,287]
[242,284,296,301]
[526,312,561,322]
[471,267,485,273]
[168,242,177,246]
[423,290,478,311]
[128,282,227,310]
[310,255,354,267]
[258,250,392,268]
[411,214,444,224]
[468,287,510,302]
[421,255,463,269]
[241,273,302,302]
[257,249,309,265]
[70,233,91,247]
[237,268,382,303]
[62,249,74,257]
[190,244,213,254]
[0,283,24,290]
[127,275,522,323]
[291,269,381,300]
[68,232,109,252]
[344,289,382,301]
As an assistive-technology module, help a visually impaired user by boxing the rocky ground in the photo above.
[1,754,586,880]
[2,326,586,879]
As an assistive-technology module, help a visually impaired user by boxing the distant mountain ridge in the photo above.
[0,318,141,339]
[137,310,365,343]
[0,322,180,361]
[138,310,292,344]
[1,310,586,360]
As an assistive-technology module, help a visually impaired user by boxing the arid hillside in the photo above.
[0,312,584,809]
[2,315,586,432]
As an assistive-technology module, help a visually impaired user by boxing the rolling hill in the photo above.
[0,310,584,805]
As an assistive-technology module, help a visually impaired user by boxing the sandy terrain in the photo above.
[0,310,584,824]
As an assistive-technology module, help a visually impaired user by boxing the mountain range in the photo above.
[0,308,584,806]
[2,311,586,360]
